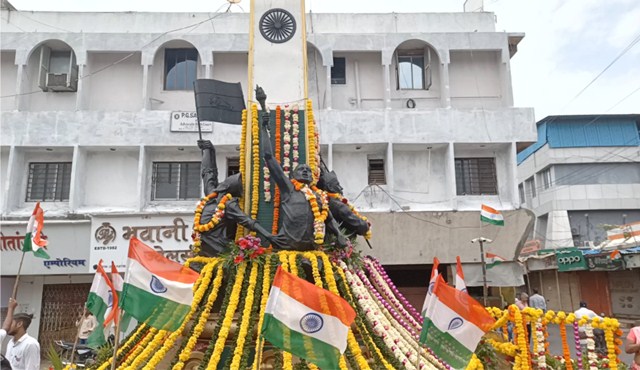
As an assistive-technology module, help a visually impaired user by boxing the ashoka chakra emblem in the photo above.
[150,275,168,294]
[259,8,296,44]
[299,313,323,334]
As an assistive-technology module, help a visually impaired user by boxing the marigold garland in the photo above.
[236,108,248,238]
[193,193,232,233]
[277,253,294,370]
[205,263,248,370]
[272,105,282,234]
[121,328,163,369]
[291,179,328,244]
[250,104,260,227]
[306,99,319,183]
[172,263,224,370]
[229,262,260,369]
[251,256,273,370]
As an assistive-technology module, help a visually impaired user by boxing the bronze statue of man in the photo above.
[317,164,371,239]
[256,90,348,251]
[196,139,281,256]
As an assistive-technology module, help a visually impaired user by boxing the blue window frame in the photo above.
[164,48,198,91]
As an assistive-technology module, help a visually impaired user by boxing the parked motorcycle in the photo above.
[55,340,97,368]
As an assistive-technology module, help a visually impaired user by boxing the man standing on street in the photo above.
[1,297,41,370]
[76,311,98,345]
[529,289,547,311]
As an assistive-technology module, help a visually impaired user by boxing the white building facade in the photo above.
[1,7,536,342]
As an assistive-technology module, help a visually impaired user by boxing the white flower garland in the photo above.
[283,106,292,178]
[263,166,271,202]
[534,319,547,369]
[339,262,443,370]
[292,105,300,170]
[585,324,598,370]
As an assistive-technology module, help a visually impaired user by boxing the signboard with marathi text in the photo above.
[90,215,193,270]
[1,222,91,275]
[170,111,213,132]
[585,253,625,271]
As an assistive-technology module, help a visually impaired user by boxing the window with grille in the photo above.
[26,162,72,202]
[368,158,386,185]
[331,57,346,84]
[540,168,552,189]
[227,157,240,177]
[164,48,198,90]
[525,177,536,198]
[152,162,201,200]
[518,183,525,204]
[455,158,498,195]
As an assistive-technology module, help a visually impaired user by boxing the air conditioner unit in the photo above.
[46,73,72,91]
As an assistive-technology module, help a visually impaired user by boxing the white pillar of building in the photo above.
[440,56,451,109]
[546,210,575,248]
[14,50,28,111]
[324,57,333,110]
[382,63,392,109]
[75,64,86,110]
[386,142,394,210]
[446,142,457,209]
[141,64,150,110]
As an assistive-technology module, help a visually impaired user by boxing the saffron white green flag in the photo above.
[455,256,467,293]
[421,257,440,317]
[262,266,356,369]
[420,278,495,369]
[104,262,122,327]
[86,259,116,348]
[120,238,200,332]
[485,252,507,269]
[480,204,504,226]
[23,202,49,259]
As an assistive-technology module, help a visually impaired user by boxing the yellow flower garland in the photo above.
[172,264,224,370]
[291,179,328,244]
[326,192,372,239]
[250,104,260,227]
[306,99,319,183]
[122,328,164,369]
[466,353,484,370]
[510,305,530,370]
[251,256,272,370]
[95,324,148,370]
[116,328,157,370]
[230,262,260,369]
[205,263,247,370]
[146,263,215,369]
[277,253,294,370]
[236,108,248,238]
[193,193,233,233]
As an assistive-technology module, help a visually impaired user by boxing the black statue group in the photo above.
[195,88,370,257]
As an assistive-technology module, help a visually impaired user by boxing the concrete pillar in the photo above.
[141,64,150,110]
[75,64,86,111]
[386,142,394,209]
[510,142,519,207]
[446,142,457,209]
[69,145,83,212]
[382,63,392,109]
[136,145,146,211]
[546,210,574,248]
[440,61,451,108]
[324,61,333,110]
[501,49,514,107]
[14,64,26,111]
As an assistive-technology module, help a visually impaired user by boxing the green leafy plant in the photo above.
[46,343,64,370]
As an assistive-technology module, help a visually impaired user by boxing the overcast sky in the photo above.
[8,0,640,120]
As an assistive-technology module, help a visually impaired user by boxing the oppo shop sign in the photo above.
[555,248,588,272]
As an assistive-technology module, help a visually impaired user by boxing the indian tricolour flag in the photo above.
[23,202,49,259]
[120,238,199,332]
[261,266,356,369]
[480,204,504,226]
[421,257,440,317]
[104,262,122,327]
[485,252,507,269]
[455,256,467,293]
[420,278,495,369]
[86,259,115,348]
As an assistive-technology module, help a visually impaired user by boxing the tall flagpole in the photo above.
[11,251,26,298]
[69,306,87,366]
[110,311,124,370]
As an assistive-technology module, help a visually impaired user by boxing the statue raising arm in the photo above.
[198,140,219,195]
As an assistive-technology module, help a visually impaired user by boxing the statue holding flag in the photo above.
[195,139,284,256]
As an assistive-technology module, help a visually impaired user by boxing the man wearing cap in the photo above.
[1,297,40,370]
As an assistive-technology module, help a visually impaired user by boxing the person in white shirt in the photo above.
[1,297,18,368]
[574,301,605,354]
[2,297,41,370]
[529,289,547,311]
[76,312,98,345]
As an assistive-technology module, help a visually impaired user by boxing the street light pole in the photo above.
[472,237,493,306]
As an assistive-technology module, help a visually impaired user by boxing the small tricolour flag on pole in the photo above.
[261,266,356,369]
[485,252,507,269]
[86,259,116,348]
[23,202,49,259]
[480,204,504,226]
[104,262,122,327]
[421,257,440,317]
[120,238,199,332]
[420,277,495,369]
[609,250,621,260]
[455,256,467,293]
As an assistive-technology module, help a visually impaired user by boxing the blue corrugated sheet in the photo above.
[517,115,640,165]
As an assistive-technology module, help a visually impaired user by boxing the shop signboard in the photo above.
[170,111,213,132]
[90,215,193,270]
[585,253,625,271]
[554,248,588,272]
[0,221,92,275]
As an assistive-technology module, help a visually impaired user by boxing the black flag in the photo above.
[193,79,246,125]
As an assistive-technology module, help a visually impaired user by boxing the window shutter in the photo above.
[38,45,51,91]
[368,158,386,185]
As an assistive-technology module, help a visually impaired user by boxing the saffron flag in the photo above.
[104,262,122,327]
[261,266,356,369]
[480,204,504,226]
[23,202,49,259]
[86,259,115,348]
[119,238,200,332]
[455,256,467,293]
[485,252,507,269]
[420,278,495,369]
[609,250,621,260]
[421,257,440,316]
